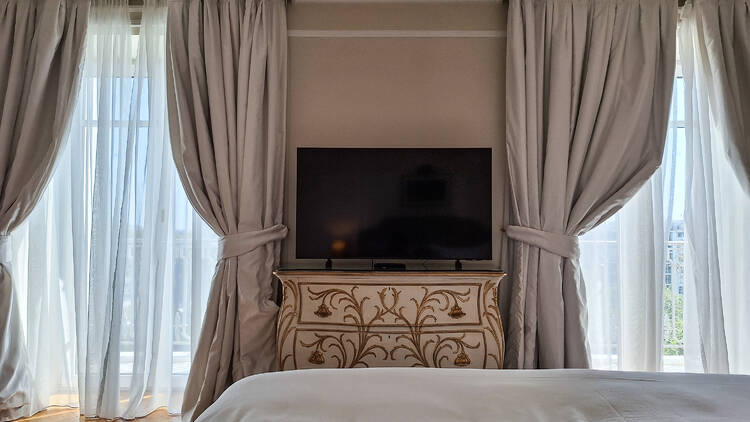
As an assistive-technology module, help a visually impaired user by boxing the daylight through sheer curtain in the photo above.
[679,1,750,375]
[580,83,683,371]
[583,42,750,375]
[9,0,216,418]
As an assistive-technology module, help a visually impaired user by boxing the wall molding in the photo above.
[288,29,507,38]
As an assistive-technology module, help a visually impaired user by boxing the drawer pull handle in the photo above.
[448,304,466,319]
[314,303,332,318]
[454,351,471,366]
[309,350,325,365]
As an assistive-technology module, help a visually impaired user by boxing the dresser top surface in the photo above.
[274,269,506,278]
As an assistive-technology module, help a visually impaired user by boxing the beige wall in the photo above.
[282,0,508,270]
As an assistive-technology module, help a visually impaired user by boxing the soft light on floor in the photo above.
[19,407,178,422]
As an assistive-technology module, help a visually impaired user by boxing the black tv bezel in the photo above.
[294,147,493,261]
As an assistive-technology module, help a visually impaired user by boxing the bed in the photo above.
[197,367,750,421]
[197,271,750,421]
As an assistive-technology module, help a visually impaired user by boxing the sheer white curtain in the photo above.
[9,0,216,419]
[580,129,680,372]
[581,74,684,372]
[680,2,750,375]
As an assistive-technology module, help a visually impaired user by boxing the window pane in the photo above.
[583,73,687,372]
[580,216,620,370]
[672,77,685,122]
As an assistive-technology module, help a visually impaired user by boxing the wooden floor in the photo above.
[19,408,178,422]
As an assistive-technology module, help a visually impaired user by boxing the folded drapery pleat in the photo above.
[165,0,288,419]
[0,235,10,264]
[505,226,580,260]
[0,268,32,421]
[681,0,750,195]
[504,0,676,369]
[218,225,288,259]
[0,0,89,418]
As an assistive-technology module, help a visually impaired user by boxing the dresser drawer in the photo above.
[296,281,484,327]
[293,328,494,369]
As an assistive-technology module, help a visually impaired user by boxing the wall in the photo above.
[282,0,509,271]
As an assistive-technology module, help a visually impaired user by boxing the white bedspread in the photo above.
[197,368,750,421]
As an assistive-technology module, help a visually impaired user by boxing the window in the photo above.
[582,49,750,373]
[581,71,688,372]
[10,5,217,416]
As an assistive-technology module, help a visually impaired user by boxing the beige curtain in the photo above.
[0,0,88,420]
[504,0,677,369]
[165,0,288,420]
[683,0,750,193]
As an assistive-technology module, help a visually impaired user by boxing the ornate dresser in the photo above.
[275,270,505,370]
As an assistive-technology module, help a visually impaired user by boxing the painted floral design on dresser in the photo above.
[385,286,480,367]
[299,286,392,368]
[275,276,505,371]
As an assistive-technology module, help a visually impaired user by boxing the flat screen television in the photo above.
[296,148,492,260]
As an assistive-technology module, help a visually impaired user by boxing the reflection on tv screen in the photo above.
[296,148,492,260]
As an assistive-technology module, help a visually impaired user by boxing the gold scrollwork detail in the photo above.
[276,279,299,370]
[382,287,480,367]
[301,287,392,368]
[277,276,505,370]
[482,279,505,368]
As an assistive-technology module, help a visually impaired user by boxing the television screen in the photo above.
[296,148,492,260]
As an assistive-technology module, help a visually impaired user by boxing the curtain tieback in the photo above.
[505,225,579,260]
[0,234,11,265]
[218,224,288,259]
